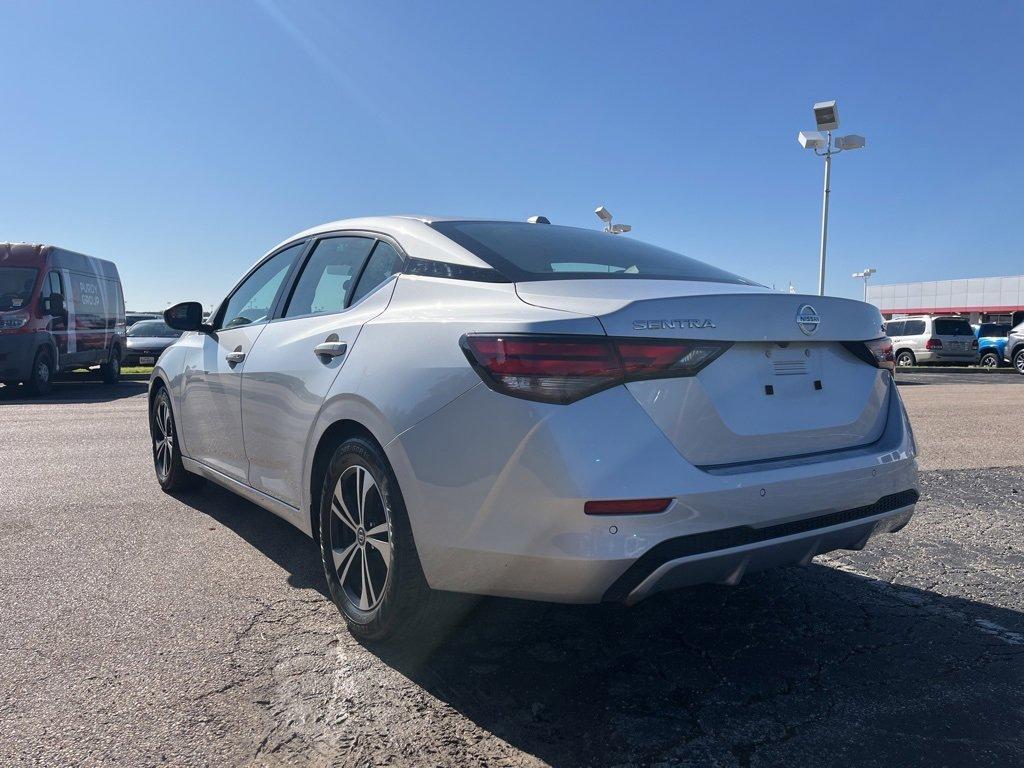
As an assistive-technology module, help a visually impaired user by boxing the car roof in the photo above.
[271,215,499,269]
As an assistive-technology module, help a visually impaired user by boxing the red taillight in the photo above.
[842,337,895,372]
[584,498,673,515]
[866,336,895,372]
[461,334,730,404]
[926,338,942,350]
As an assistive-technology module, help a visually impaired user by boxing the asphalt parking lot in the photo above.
[1,373,1023,767]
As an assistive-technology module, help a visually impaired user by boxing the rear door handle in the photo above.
[314,341,347,359]
[225,349,246,365]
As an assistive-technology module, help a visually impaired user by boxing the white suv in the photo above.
[885,315,979,367]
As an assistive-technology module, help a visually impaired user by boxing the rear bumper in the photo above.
[604,490,916,604]
[916,350,979,364]
[387,374,919,603]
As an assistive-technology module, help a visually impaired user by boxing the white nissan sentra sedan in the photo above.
[151,216,918,642]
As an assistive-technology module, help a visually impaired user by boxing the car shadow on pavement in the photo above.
[372,565,1024,767]
[176,483,329,596]
[0,379,148,403]
[171,484,1024,767]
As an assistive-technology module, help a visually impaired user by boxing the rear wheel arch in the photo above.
[309,419,385,540]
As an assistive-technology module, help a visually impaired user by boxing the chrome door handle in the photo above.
[225,350,246,365]
[313,341,347,359]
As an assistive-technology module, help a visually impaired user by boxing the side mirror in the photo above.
[164,301,209,332]
[41,294,65,315]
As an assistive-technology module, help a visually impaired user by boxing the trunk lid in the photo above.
[516,280,890,467]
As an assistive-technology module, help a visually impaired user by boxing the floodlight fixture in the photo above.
[834,134,865,150]
[798,131,827,150]
[852,267,877,302]
[594,205,630,234]
[813,99,839,131]
[798,99,866,296]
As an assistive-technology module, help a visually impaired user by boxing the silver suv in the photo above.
[885,315,979,367]
[1005,322,1024,374]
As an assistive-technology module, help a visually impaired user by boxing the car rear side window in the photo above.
[934,318,972,336]
[284,237,375,318]
[979,324,1010,337]
[903,320,926,335]
[886,320,906,336]
[349,241,403,306]
[429,221,754,285]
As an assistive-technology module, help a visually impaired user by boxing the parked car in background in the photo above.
[148,216,918,643]
[974,322,1010,368]
[126,312,161,327]
[885,315,979,367]
[124,319,183,366]
[0,242,125,394]
[1005,323,1024,374]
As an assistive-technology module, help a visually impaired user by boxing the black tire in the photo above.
[979,350,1001,368]
[319,436,468,645]
[1014,349,1024,376]
[895,350,916,368]
[150,386,205,492]
[24,347,54,395]
[101,347,121,384]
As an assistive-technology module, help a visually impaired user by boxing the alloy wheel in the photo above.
[36,359,50,384]
[980,353,998,368]
[1016,352,1024,375]
[153,397,174,479]
[330,465,393,612]
[897,352,914,367]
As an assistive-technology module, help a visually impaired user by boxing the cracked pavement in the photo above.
[1,375,1022,767]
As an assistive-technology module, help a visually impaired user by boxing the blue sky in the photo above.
[1,1,1022,310]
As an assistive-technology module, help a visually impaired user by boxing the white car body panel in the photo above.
[179,324,265,482]
[150,215,918,604]
[240,277,398,507]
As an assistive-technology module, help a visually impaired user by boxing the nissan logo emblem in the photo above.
[796,304,820,335]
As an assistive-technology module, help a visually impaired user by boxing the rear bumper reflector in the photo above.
[585,498,673,515]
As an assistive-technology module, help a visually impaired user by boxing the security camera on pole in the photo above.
[797,100,866,296]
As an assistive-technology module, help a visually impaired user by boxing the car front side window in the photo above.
[218,243,305,330]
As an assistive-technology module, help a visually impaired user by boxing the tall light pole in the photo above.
[852,267,877,302]
[798,100,866,296]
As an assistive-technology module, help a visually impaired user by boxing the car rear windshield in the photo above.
[128,320,180,337]
[978,323,1010,337]
[933,318,973,336]
[0,267,38,311]
[429,221,755,285]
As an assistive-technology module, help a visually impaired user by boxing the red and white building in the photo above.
[866,274,1024,325]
